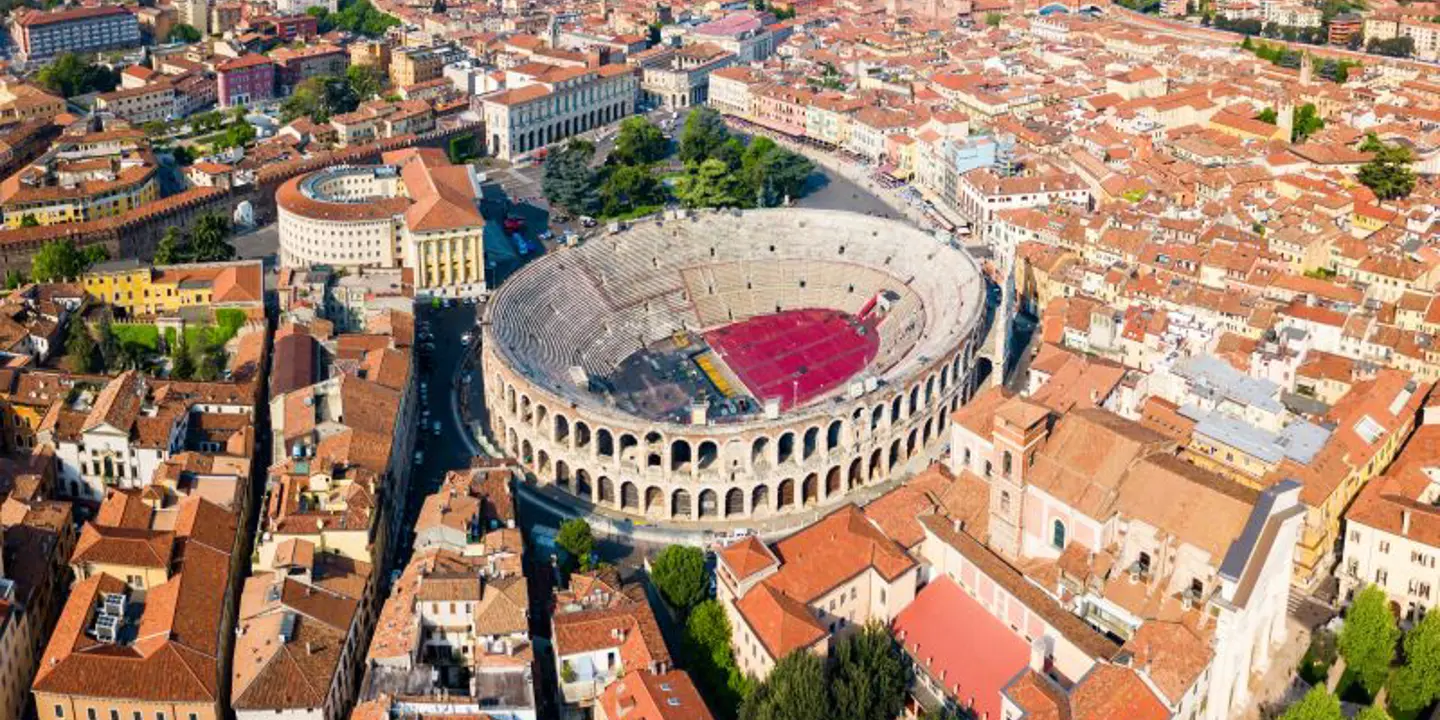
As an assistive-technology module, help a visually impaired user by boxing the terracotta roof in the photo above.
[716,536,777,582]
[598,670,715,720]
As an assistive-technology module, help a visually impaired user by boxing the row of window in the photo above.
[59,708,199,720]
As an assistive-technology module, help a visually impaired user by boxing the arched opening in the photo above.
[645,486,664,515]
[871,405,884,431]
[725,488,745,517]
[777,478,795,511]
[598,476,615,505]
[699,489,719,518]
[802,427,820,461]
[697,441,718,470]
[556,460,571,488]
[671,439,692,472]
[575,422,591,449]
[906,429,918,458]
[536,404,549,428]
[826,420,842,451]
[752,485,770,515]
[621,481,639,511]
[619,434,638,464]
[925,376,935,406]
[520,395,532,423]
[751,436,770,466]
[777,432,796,465]
[825,466,841,497]
[941,365,950,391]
[575,470,592,500]
[922,418,933,447]
[888,440,902,471]
[672,489,692,518]
[506,428,519,456]
[598,429,615,458]
[537,450,551,475]
[1052,519,1067,549]
[908,386,919,416]
[802,474,819,507]
[506,386,516,415]
[869,449,883,480]
[891,396,902,424]
[521,439,534,465]
[555,415,570,444]
[648,452,662,468]
[848,458,863,489]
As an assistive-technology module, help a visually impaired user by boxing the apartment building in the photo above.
[956,168,1091,230]
[1365,14,1440,61]
[82,260,264,319]
[0,127,159,229]
[389,45,461,89]
[0,485,75,720]
[94,82,176,125]
[481,64,638,160]
[271,43,349,92]
[216,53,275,108]
[0,77,63,127]
[553,575,671,710]
[11,6,141,63]
[632,43,735,111]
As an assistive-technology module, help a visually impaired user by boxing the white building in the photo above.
[480,64,638,160]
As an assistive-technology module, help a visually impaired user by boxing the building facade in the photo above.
[11,6,141,63]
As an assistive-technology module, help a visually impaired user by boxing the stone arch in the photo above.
[871,404,884,431]
[521,439,533,465]
[908,385,920,417]
[697,441,718,470]
[598,429,615,458]
[575,421,592,449]
[506,386,516,415]
[575,470,592,500]
[671,439,692,472]
[621,481,639,511]
[519,394,531,422]
[598,476,615,505]
[672,489,692,518]
[802,426,821,461]
[538,450,551,476]
[535,404,549,429]
[937,408,949,433]
[925,376,936,406]
[556,460,571,488]
[802,473,819,507]
[752,485,770,515]
[848,457,863,489]
[645,486,664,515]
[699,489,719,519]
[725,488,745,517]
[922,418,934,447]
[941,364,950,391]
[825,465,841,497]
[506,428,519,456]
[906,428,919,458]
[555,414,570,444]
[869,448,883,480]
[826,420,843,452]
[777,431,796,465]
[619,433,638,464]
[891,396,903,424]
[889,439,903,470]
[751,436,771,466]
[777,478,795,511]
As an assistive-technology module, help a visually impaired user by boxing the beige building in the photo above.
[481,64,637,160]
[94,81,175,124]
[389,45,452,89]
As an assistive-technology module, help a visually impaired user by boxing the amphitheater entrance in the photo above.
[725,488,744,517]
[825,467,841,498]
[556,461,571,489]
[598,476,615,505]
[645,487,664,516]
[672,489,692,519]
[752,485,770,516]
[575,471,592,502]
[802,474,818,508]
[848,458,863,490]
[621,482,639,511]
[777,479,795,511]
[699,489,719,518]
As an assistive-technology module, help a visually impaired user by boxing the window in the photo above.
[1052,519,1066,550]
[111,711,120,720]
[1003,450,1013,477]
[1377,568,1389,585]
[1138,552,1152,574]
[1000,490,1010,514]
[1350,530,1361,543]
[87,710,96,720]
[54,706,63,719]
[1381,541,1391,554]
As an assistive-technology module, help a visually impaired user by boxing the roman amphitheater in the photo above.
[481,208,988,523]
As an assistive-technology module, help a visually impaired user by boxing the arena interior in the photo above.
[481,208,989,523]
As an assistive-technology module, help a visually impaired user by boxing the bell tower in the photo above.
[987,399,1050,560]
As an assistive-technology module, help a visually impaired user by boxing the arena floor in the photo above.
[705,308,879,410]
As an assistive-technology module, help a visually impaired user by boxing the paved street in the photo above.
[232,222,279,261]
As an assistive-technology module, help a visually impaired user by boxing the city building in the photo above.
[480,64,637,160]
[216,53,275,108]
[632,43,735,111]
[81,259,263,319]
[11,6,141,63]
[389,45,461,89]
[277,148,487,297]
[0,126,159,229]
[94,81,176,125]
[0,77,64,127]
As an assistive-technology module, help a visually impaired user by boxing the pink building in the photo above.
[216,53,275,108]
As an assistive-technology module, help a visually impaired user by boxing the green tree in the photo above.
[190,213,235,261]
[740,138,813,207]
[3,270,25,289]
[19,214,38,227]
[308,6,336,32]
[1357,138,1417,201]
[95,313,119,372]
[169,23,202,42]
[82,244,108,267]
[684,599,750,718]
[64,321,98,373]
[600,165,661,217]
[31,240,89,281]
[1356,706,1391,720]
[1280,686,1342,720]
[556,518,595,566]
[679,107,732,164]
[170,330,195,379]
[346,63,383,101]
[651,545,706,614]
[985,11,1003,26]
[831,623,909,720]
[612,116,668,166]
[1369,36,1414,57]
[739,651,831,720]
[542,141,601,216]
[1293,103,1324,142]
[1339,585,1400,696]
[37,53,119,97]
[1387,611,1440,713]
[674,158,745,209]
[155,226,185,265]
[1256,107,1278,124]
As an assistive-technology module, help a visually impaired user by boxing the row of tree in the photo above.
[31,240,107,282]
[739,625,908,720]
[155,213,237,265]
[306,0,400,38]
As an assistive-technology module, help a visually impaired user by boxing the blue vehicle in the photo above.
[513,232,532,255]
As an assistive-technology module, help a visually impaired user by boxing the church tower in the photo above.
[986,399,1050,561]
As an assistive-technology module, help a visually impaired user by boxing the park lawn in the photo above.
[112,324,160,352]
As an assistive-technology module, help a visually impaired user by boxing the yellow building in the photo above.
[0,128,160,228]
[389,45,447,88]
[82,260,264,317]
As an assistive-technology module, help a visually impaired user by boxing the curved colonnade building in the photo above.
[482,208,989,524]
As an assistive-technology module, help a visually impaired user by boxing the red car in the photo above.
[503,216,524,233]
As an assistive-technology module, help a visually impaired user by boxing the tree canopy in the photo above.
[1387,611,1440,713]
[651,545,707,614]
[1339,584,1400,696]
[169,23,202,42]
[63,320,98,374]
[1280,686,1342,720]
[556,518,595,567]
[612,116,669,166]
[739,651,830,720]
[684,599,750,719]
[281,75,360,123]
[1357,134,1417,201]
[309,0,399,36]
[37,53,119,97]
[32,240,100,281]
[1292,103,1324,143]
[679,107,732,164]
[542,141,601,216]
[155,214,236,264]
[830,623,910,720]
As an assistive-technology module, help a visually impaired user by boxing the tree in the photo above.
[675,158,745,209]
[1368,36,1414,58]
[170,330,195,379]
[1280,686,1342,720]
[36,53,119,97]
[346,64,383,101]
[679,107,732,164]
[739,651,830,720]
[740,138,813,206]
[31,240,89,281]
[63,321,97,374]
[612,116,669,166]
[1388,611,1440,713]
[1355,706,1391,720]
[155,227,185,265]
[3,270,25,289]
[82,244,109,267]
[556,518,595,567]
[190,213,235,261]
[96,313,119,372]
[1241,35,1254,50]
[169,23,202,42]
[830,623,909,720]
[542,141,601,216]
[985,11,1003,26]
[1357,138,1417,201]
[685,600,750,719]
[19,214,38,227]
[1339,585,1400,696]
[600,164,661,217]
[1256,107,1278,124]
[1292,103,1324,142]
[651,545,707,614]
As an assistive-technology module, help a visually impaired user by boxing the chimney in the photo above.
[1028,636,1051,673]
[1404,509,1412,536]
